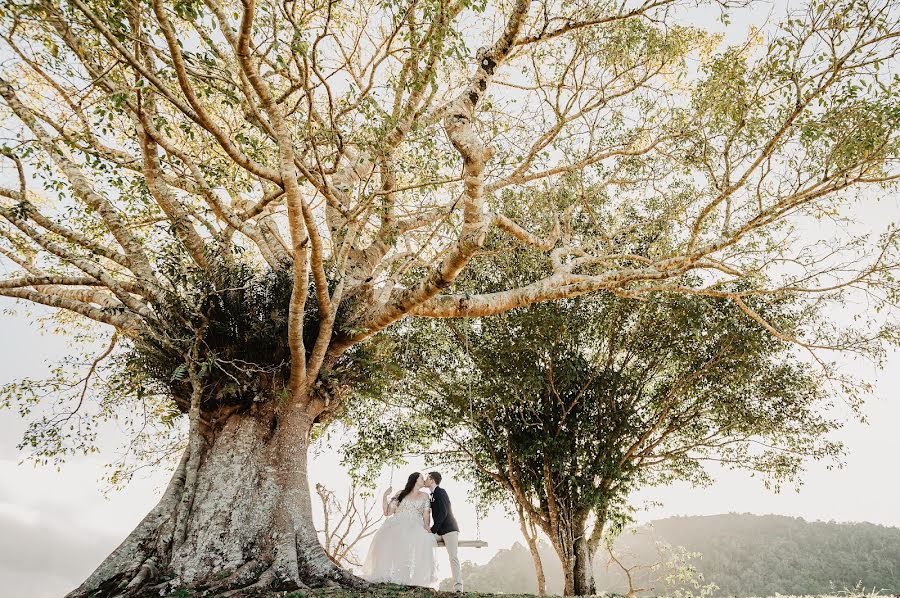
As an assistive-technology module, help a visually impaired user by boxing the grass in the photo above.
[176,585,623,598]
[164,583,893,598]
[273,592,890,598]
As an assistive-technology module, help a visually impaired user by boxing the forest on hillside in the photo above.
[440,514,900,596]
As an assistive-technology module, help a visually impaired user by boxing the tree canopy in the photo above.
[0,0,898,594]
[0,0,897,469]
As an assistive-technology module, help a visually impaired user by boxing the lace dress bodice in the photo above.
[391,494,430,520]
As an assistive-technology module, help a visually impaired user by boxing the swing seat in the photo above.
[436,537,488,548]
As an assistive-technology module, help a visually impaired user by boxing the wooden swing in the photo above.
[436,537,488,549]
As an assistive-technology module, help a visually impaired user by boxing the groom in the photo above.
[425,471,462,593]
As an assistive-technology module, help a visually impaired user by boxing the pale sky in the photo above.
[2,1,900,597]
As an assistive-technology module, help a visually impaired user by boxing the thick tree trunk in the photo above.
[554,529,596,596]
[66,398,360,597]
[572,535,596,596]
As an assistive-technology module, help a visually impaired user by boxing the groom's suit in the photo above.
[430,486,462,591]
[429,487,459,535]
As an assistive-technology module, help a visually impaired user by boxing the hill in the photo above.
[439,514,900,596]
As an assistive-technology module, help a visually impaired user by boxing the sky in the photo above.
[2,0,900,597]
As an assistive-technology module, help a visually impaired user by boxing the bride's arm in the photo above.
[382,488,396,516]
[422,507,431,532]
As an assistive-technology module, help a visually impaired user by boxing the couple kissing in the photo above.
[360,471,462,592]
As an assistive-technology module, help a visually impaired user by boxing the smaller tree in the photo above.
[605,540,719,598]
[315,482,383,569]
[345,281,847,595]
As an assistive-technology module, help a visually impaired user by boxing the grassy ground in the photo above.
[286,587,545,598]
[162,585,887,598]
[161,584,623,598]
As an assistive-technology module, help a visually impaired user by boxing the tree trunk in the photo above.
[516,506,546,595]
[555,529,596,596]
[559,544,575,596]
[572,534,596,596]
[66,397,361,597]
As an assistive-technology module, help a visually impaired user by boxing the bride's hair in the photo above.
[394,472,421,505]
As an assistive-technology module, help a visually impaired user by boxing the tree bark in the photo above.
[516,505,547,595]
[553,526,596,596]
[66,397,359,597]
[572,534,596,596]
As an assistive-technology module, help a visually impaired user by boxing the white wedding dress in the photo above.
[360,491,438,586]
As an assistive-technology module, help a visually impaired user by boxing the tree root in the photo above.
[218,565,281,598]
[124,557,157,590]
[206,558,261,592]
[325,564,369,590]
[316,559,369,589]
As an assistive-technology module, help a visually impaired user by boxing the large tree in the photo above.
[0,0,898,595]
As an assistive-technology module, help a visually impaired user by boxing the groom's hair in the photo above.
[427,472,442,485]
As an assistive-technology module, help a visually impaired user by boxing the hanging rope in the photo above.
[476,499,483,542]
[462,296,483,542]
[388,322,414,491]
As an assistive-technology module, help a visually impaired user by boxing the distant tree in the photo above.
[437,542,563,595]
[607,515,900,596]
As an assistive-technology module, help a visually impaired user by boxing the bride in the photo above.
[360,472,437,586]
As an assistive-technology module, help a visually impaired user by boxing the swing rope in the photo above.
[388,323,412,492]
[386,311,487,548]
[463,301,484,543]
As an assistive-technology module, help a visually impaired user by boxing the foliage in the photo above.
[1,254,399,485]
[340,254,846,526]
[0,0,897,485]
[627,515,900,597]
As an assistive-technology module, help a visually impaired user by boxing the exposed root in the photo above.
[327,564,370,590]
[144,579,175,594]
[81,554,367,598]
[206,558,261,592]
[301,550,369,591]
[218,565,283,598]
[124,557,157,590]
